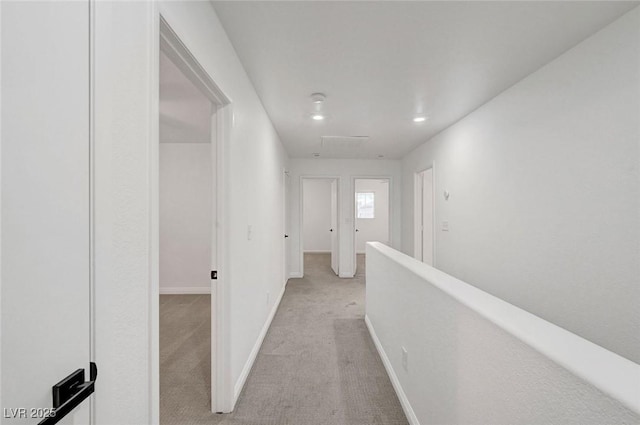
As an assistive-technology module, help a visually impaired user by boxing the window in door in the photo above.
[356,192,375,219]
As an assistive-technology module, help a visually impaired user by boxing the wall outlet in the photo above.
[401,346,408,371]
[442,221,449,231]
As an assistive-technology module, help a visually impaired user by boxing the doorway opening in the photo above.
[414,167,435,266]
[353,178,391,276]
[156,17,232,417]
[301,177,340,277]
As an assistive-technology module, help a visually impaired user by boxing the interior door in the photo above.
[422,169,434,266]
[1,2,92,424]
[330,179,339,275]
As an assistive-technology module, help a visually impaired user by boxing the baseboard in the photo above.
[233,280,288,406]
[303,250,331,254]
[159,286,210,294]
[339,272,354,278]
[365,315,420,425]
[289,272,303,278]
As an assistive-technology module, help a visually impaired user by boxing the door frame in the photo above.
[283,169,290,284]
[299,176,341,278]
[414,164,436,266]
[352,176,393,276]
[152,16,233,414]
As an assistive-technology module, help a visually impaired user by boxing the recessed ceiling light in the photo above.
[413,116,427,123]
[312,114,325,121]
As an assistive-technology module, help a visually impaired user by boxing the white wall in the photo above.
[289,159,402,278]
[158,0,290,408]
[303,179,332,252]
[355,179,390,253]
[366,242,640,425]
[93,1,289,422]
[401,8,640,363]
[159,143,211,293]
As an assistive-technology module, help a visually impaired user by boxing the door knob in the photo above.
[329,229,333,232]
[284,234,289,238]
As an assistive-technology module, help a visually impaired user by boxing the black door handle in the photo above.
[284,234,289,238]
[38,363,97,425]
[356,229,359,232]
[329,229,333,232]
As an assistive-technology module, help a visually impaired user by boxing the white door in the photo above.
[2,1,93,424]
[421,169,434,266]
[283,171,290,283]
[330,179,339,275]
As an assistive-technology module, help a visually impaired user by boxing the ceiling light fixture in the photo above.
[312,114,325,121]
[311,93,326,104]
[413,116,427,123]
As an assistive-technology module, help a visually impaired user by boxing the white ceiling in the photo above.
[211,1,637,159]
[160,50,212,144]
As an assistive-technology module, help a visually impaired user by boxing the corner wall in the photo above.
[401,7,640,362]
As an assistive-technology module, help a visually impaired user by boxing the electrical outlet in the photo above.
[402,346,408,371]
[442,221,449,231]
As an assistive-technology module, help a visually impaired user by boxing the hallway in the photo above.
[160,253,408,425]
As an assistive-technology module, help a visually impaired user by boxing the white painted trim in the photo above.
[88,1,98,423]
[338,272,353,278]
[233,280,288,406]
[148,3,161,425]
[159,286,211,295]
[365,315,419,425]
[289,272,303,279]
[304,250,331,254]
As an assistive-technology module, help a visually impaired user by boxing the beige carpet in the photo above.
[160,253,408,425]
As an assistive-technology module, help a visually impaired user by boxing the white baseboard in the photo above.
[289,272,303,278]
[233,280,288,405]
[365,315,419,425]
[303,250,331,254]
[159,286,210,294]
[339,272,354,278]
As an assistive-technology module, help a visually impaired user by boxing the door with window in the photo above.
[355,179,390,275]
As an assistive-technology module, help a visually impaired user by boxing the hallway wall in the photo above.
[401,7,640,363]
[158,0,290,407]
[289,159,402,278]
[93,1,289,422]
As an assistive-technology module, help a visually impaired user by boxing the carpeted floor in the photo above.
[160,253,408,425]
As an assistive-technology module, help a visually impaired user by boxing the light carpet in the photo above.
[160,253,408,425]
